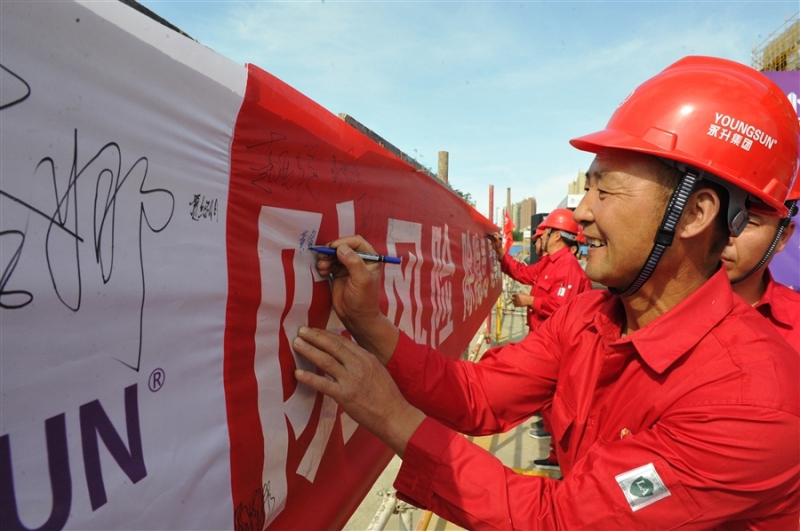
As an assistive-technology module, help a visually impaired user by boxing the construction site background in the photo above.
[751,12,799,71]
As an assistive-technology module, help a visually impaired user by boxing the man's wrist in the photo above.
[348,315,400,366]
[378,404,426,458]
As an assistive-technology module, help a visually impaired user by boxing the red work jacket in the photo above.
[753,269,800,349]
[500,247,593,331]
[388,269,799,529]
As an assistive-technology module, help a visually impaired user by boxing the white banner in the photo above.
[1,2,244,529]
[1,2,501,530]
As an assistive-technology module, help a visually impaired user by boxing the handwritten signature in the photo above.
[1,74,175,372]
[234,482,276,531]
[298,229,317,251]
[248,132,320,202]
[331,151,363,193]
[0,64,31,110]
[190,194,218,222]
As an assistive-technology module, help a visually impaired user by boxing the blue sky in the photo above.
[141,0,797,224]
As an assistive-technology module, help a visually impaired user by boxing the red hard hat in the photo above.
[570,56,799,217]
[786,166,799,219]
[789,167,800,202]
[539,208,581,235]
[576,225,587,244]
[533,226,545,239]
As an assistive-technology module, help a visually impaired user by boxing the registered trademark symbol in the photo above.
[149,368,165,392]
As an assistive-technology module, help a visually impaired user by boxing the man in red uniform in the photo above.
[532,226,546,257]
[499,226,545,317]
[490,209,593,334]
[491,209,592,468]
[294,57,800,528]
[722,181,799,347]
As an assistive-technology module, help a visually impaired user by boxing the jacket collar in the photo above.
[589,269,734,374]
[755,269,792,327]
[547,246,572,263]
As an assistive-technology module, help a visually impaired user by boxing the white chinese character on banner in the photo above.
[254,201,359,528]
[461,231,489,320]
[730,134,742,147]
[384,219,427,345]
[742,138,753,151]
[719,129,731,141]
[707,124,721,137]
[431,224,455,348]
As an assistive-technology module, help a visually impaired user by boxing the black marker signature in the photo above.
[355,187,381,238]
[234,482,276,531]
[189,194,218,222]
[0,129,174,372]
[248,133,320,202]
[0,230,32,309]
[331,150,363,194]
[0,64,31,110]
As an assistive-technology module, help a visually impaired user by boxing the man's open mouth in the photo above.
[585,237,605,248]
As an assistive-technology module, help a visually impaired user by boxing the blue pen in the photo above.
[309,246,402,264]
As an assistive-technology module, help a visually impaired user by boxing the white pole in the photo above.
[366,490,398,531]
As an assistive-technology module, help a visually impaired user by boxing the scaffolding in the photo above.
[751,12,799,71]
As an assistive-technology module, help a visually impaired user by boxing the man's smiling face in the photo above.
[574,149,674,290]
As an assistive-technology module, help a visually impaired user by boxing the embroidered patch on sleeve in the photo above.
[615,463,671,512]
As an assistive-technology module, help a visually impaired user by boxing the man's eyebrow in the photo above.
[585,169,603,184]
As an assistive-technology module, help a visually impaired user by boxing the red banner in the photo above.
[224,64,501,530]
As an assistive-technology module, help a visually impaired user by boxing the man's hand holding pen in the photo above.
[294,235,420,457]
[486,231,504,259]
[308,236,399,365]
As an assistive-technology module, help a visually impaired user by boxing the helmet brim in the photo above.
[570,129,790,217]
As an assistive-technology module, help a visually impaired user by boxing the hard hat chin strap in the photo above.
[558,230,578,245]
[731,199,798,285]
[610,169,699,297]
[542,228,553,254]
[611,158,754,297]
[657,158,751,238]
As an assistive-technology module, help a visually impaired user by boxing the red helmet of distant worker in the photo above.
[571,56,799,222]
[539,208,581,237]
[576,225,587,245]
[532,227,545,240]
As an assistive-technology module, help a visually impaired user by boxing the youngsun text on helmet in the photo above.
[711,113,777,150]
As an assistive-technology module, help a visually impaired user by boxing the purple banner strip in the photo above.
[762,71,800,290]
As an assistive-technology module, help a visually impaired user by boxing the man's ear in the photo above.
[775,220,795,254]
[678,186,722,240]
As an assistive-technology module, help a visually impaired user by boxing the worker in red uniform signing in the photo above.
[489,209,593,334]
[294,56,800,528]
[491,209,592,469]
[722,179,799,347]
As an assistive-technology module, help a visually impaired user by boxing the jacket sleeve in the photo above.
[394,402,800,529]
[385,328,561,436]
[500,253,543,286]
[532,259,592,320]
[391,288,800,529]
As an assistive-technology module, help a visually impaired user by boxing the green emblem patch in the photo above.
[615,463,671,511]
[629,477,654,497]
